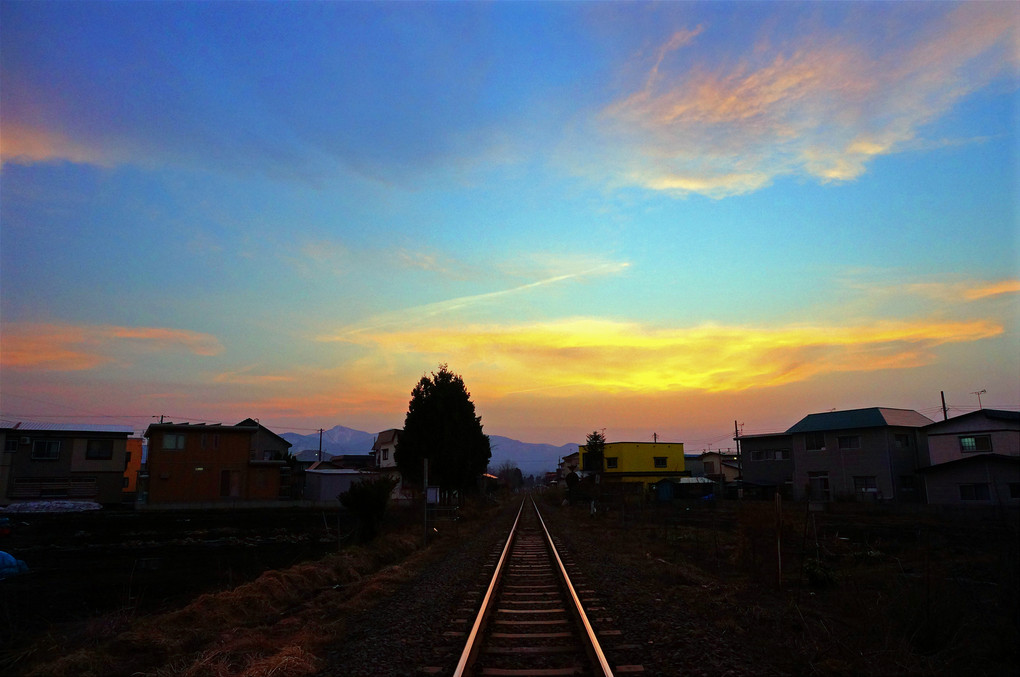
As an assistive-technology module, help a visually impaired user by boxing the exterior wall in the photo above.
[305,470,377,502]
[123,438,143,494]
[738,434,793,492]
[923,457,1020,506]
[792,426,924,501]
[580,442,685,485]
[145,426,286,504]
[700,451,740,482]
[1,429,130,505]
[925,416,1020,466]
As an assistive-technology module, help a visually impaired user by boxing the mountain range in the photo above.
[281,425,576,476]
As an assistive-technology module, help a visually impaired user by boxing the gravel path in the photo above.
[318,500,520,677]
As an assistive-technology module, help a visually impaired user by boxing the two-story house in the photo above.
[142,418,290,505]
[578,441,686,488]
[373,428,412,502]
[1,421,134,506]
[787,408,932,501]
[918,409,1020,505]
[736,432,793,497]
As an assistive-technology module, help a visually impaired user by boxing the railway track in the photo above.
[450,497,639,677]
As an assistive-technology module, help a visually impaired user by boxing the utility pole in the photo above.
[940,391,948,421]
[318,428,323,463]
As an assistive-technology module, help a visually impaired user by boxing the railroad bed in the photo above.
[431,498,642,677]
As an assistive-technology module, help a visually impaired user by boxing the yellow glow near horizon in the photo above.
[337,317,1004,397]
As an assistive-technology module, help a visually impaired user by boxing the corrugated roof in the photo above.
[786,408,932,433]
[0,420,134,434]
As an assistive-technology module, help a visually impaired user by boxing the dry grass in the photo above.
[17,521,435,677]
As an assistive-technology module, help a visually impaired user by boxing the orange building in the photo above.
[142,418,291,505]
[122,437,144,496]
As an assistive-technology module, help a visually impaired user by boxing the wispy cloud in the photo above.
[591,3,1018,198]
[319,257,631,339]
[2,322,223,371]
[0,123,118,168]
[337,316,1003,396]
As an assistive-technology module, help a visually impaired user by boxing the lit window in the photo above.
[959,435,992,453]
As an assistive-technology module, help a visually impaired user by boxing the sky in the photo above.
[1,0,1018,456]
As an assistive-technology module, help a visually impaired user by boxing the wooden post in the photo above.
[775,493,783,588]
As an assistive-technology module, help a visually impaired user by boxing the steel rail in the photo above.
[532,499,614,677]
[452,498,526,677]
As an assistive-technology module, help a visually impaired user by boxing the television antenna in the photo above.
[970,389,986,409]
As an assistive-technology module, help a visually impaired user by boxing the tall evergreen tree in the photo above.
[395,365,491,493]
[584,429,606,476]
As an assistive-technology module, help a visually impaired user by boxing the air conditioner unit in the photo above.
[20,437,31,446]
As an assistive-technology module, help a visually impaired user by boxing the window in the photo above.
[751,449,791,461]
[805,433,826,451]
[31,439,61,460]
[703,461,715,474]
[162,434,186,450]
[959,483,990,501]
[853,476,878,493]
[4,438,18,452]
[808,471,830,500]
[959,435,992,453]
[86,439,114,460]
[653,456,667,468]
[838,435,861,450]
[382,449,389,461]
[605,457,618,469]
[894,434,911,448]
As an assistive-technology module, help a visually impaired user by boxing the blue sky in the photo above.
[2,1,1017,451]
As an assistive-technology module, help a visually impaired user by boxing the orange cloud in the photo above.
[902,278,1020,302]
[334,317,1004,396]
[1,322,223,371]
[594,3,1018,197]
[0,123,114,167]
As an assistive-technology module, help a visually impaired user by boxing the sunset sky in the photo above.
[2,1,1018,457]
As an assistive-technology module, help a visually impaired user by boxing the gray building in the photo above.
[787,408,932,501]
[919,409,1019,506]
[737,432,793,497]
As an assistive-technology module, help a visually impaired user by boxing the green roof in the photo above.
[786,408,932,434]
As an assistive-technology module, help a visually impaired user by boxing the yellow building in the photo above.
[579,441,686,485]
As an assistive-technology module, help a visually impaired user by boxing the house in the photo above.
[683,454,705,477]
[700,450,740,483]
[558,451,580,478]
[372,428,412,502]
[141,418,291,505]
[736,432,794,497]
[1,421,134,506]
[918,409,1020,506]
[788,407,932,501]
[578,441,686,488]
